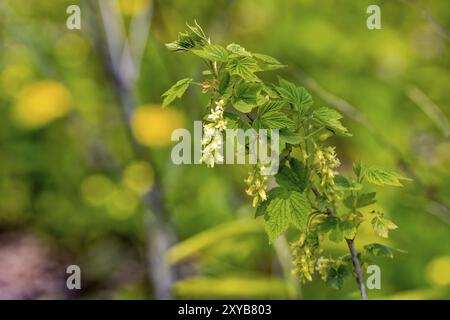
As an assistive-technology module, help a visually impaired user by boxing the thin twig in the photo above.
[346,238,368,300]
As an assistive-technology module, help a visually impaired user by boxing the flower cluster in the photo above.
[200,100,227,168]
[313,146,341,200]
[291,232,321,283]
[245,164,268,207]
[316,256,332,281]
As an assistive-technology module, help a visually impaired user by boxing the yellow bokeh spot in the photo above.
[119,0,151,16]
[131,104,185,147]
[14,80,73,129]
[122,161,154,195]
[80,174,114,207]
[106,187,139,219]
[426,256,450,286]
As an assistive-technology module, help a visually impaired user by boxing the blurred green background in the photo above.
[0,0,449,299]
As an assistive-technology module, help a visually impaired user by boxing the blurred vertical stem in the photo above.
[82,0,175,299]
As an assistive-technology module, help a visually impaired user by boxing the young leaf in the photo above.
[264,190,311,242]
[257,100,294,129]
[279,129,303,145]
[343,192,377,209]
[334,175,362,191]
[166,21,208,51]
[226,43,252,56]
[161,78,193,107]
[232,82,262,113]
[363,166,411,187]
[223,112,250,130]
[356,192,377,208]
[227,56,261,82]
[364,243,395,259]
[277,78,313,110]
[326,264,351,290]
[313,107,351,136]
[275,163,307,192]
[253,53,286,70]
[371,214,398,238]
[191,44,228,62]
[255,187,285,218]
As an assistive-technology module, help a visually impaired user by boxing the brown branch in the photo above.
[346,238,368,300]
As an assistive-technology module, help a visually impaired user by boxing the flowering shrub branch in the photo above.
[162,21,411,299]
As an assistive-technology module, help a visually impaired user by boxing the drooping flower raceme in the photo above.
[245,164,268,207]
[314,146,341,194]
[200,100,227,168]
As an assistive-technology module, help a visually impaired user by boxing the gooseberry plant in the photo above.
[162,22,410,299]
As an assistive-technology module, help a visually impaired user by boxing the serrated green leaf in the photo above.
[326,264,351,290]
[226,43,251,56]
[371,214,398,238]
[253,53,282,65]
[232,82,262,113]
[313,107,351,136]
[257,100,294,129]
[161,78,193,107]
[364,243,395,259]
[223,112,250,130]
[343,192,377,209]
[255,187,285,218]
[277,78,313,110]
[363,165,411,187]
[166,21,208,52]
[334,175,362,191]
[275,159,309,193]
[318,217,356,242]
[357,192,377,208]
[264,190,311,242]
[227,56,261,82]
[253,53,286,71]
[279,129,303,145]
[192,44,228,62]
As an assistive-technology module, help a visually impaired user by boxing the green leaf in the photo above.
[227,56,261,82]
[326,264,351,290]
[343,192,377,209]
[253,53,282,65]
[340,220,357,239]
[275,159,309,193]
[364,243,395,259]
[313,107,351,136]
[363,165,411,187]
[166,21,208,51]
[253,53,286,71]
[318,217,356,242]
[333,175,362,191]
[232,82,262,113]
[371,214,398,238]
[257,100,295,129]
[255,187,285,218]
[279,129,303,145]
[161,78,193,107]
[226,43,252,56]
[277,78,313,110]
[223,112,250,130]
[264,190,311,242]
[191,44,228,62]
[356,192,377,208]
